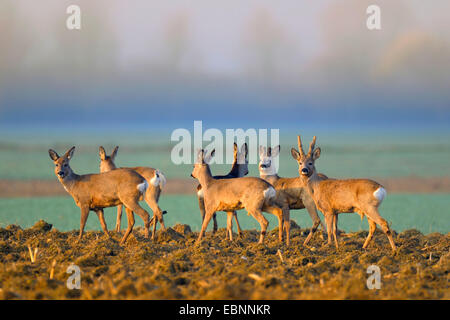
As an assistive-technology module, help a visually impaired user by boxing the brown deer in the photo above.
[196,142,248,239]
[292,135,397,252]
[258,144,327,245]
[191,149,289,244]
[98,146,167,238]
[48,146,151,244]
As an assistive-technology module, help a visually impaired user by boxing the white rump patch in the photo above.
[137,180,148,194]
[263,186,276,200]
[373,187,386,202]
[197,189,204,198]
[150,170,166,188]
[157,170,167,188]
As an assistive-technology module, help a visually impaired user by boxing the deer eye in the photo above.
[64,164,68,167]
[309,162,313,166]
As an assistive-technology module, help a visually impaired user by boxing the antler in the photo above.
[306,136,316,157]
[297,135,305,157]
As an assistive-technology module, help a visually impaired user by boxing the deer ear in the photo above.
[48,149,59,161]
[291,148,300,160]
[312,147,321,160]
[271,145,280,157]
[65,146,75,160]
[111,146,119,159]
[204,149,215,164]
[196,149,204,164]
[99,146,106,160]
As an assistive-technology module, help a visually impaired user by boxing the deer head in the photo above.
[99,146,119,173]
[258,145,280,176]
[48,146,76,180]
[291,135,321,178]
[191,149,215,181]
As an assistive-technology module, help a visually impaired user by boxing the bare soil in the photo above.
[0,220,448,300]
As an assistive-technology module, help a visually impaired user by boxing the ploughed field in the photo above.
[0,220,448,300]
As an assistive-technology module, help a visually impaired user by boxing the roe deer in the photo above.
[258,144,327,245]
[196,142,248,239]
[191,149,289,244]
[99,146,167,238]
[48,146,151,244]
[293,136,397,252]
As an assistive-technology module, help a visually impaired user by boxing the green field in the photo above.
[1,129,450,180]
[0,194,448,234]
[1,128,449,234]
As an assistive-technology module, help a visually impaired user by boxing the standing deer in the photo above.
[292,135,397,252]
[191,149,289,244]
[98,146,167,238]
[48,146,151,244]
[258,144,327,245]
[197,142,248,239]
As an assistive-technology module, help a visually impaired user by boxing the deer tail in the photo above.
[150,169,167,189]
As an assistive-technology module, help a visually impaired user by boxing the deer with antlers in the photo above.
[196,142,248,239]
[191,149,289,244]
[98,146,167,238]
[48,146,151,244]
[259,144,327,245]
[292,135,397,252]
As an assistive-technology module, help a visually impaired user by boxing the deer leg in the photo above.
[283,206,291,246]
[324,213,334,246]
[123,201,151,240]
[303,198,324,245]
[233,211,243,237]
[226,211,234,241]
[248,208,269,244]
[78,206,90,241]
[263,205,284,243]
[145,186,166,233]
[197,192,206,222]
[212,213,218,234]
[363,218,377,249]
[95,209,110,238]
[332,214,339,249]
[146,189,166,232]
[364,206,397,252]
[197,210,215,242]
[120,207,135,245]
[114,204,123,232]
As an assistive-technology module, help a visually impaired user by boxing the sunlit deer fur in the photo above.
[196,142,248,239]
[99,146,167,239]
[192,149,288,244]
[258,145,328,245]
[293,136,397,252]
[48,146,151,244]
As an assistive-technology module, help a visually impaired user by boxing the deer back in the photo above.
[68,169,146,209]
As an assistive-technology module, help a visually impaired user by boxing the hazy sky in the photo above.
[0,0,449,128]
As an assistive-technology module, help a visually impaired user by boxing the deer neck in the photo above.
[227,160,240,177]
[304,171,321,197]
[58,172,80,194]
[259,165,278,179]
[197,166,214,188]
